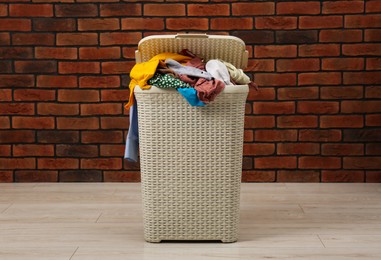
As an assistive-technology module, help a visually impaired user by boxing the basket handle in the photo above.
[175,33,209,39]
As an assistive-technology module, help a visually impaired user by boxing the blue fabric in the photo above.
[177,88,205,107]
[124,101,139,162]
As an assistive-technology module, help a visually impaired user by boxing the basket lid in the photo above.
[135,34,248,69]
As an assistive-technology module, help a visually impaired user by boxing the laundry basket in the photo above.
[133,34,249,243]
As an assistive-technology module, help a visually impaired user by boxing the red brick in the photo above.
[244,130,253,142]
[367,143,381,155]
[322,170,364,182]
[277,58,319,72]
[247,88,275,101]
[299,129,342,142]
[278,87,319,100]
[299,156,341,169]
[322,144,364,156]
[59,62,100,74]
[78,18,119,31]
[0,145,11,156]
[253,102,295,115]
[255,130,297,142]
[10,4,53,17]
[299,44,340,57]
[57,33,98,46]
[365,29,381,42]
[37,131,79,144]
[101,89,130,101]
[255,45,297,58]
[321,86,363,100]
[100,3,141,17]
[278,143,319,155]
[13,144,54,157]
[35,47,77,59]
[0,32,10,45]
[344,157,381,170]
[0,117,9,129]
[38,103,79,116]
[366,86,381,98]
[104,171,141,182]
[0,19,31,31]
[0,171,13,183]
[81,158,122,170]
[366,171,381,183]
[102,61,134,74]
[100,144,125,157]
[298,72,341,86]
[232,31,274,44]
[243,143,274,156]
[13,117,55,129]
[319,29,362,43]
[322,58,364,71]
[58,90,99,102]
[320,115,363,128]
[167,18,209,30]
[366,114,381,126]
[55,4,97,17]
[366,58,381,70]
[297,101,339,114]
[255,156,296,169]
[344,72,381,85]
[256,17,297,29]
[56,144,98,158]
[101,117,129,129]
[0,158,35,169]
[299,16,342,29]
[323,1,363,14]
[122,47,135,59]
[0,47,33,59]
[37,75,77,88]
[246,59,274,72]
[15,171,58,182]
[0,103,34,115]
[367,0,381,13]
[0,89,12,101]
[244,116,275,128]
[33,18,76,32]
[345,15,381,28]
[15,61,56,73]
[209,18,253,30]
[38,158,78,169]
[242,171,275,182]
[277,2,320,15]
[0,130,35,144]
[79,76,119,88]
[144,4,185,16]
[255,73,296,87]
[232,2,274,15]
[57,117,99,130]
[13,33,55,46]
[14,89,55,101]
[277,170,320,182]
[80,47,120,60]
[342,101,381,113]
[0,4,7,16]
[121,18,164,30]
[100,32,141,45]
[188,4,229,16]
[59,170,102,182]
[343,44,381,56]
[277,115,317,128]
[81,104,121,116]
[81,130,123,143]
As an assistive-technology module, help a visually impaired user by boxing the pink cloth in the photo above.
[194,78,224,103]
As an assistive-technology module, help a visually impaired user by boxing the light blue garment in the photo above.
[177,88,205,107]
[124,101,139,162]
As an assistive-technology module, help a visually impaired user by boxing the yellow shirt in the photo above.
[125,53,191,109]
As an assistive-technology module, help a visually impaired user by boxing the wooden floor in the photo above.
[0,183,381,260]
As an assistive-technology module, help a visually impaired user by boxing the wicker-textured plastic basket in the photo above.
[134,34,249,243]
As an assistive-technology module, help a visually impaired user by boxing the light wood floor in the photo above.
[0,183,381,260]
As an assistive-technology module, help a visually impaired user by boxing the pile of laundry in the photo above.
[125,49,257,109]
[124,49,257,162]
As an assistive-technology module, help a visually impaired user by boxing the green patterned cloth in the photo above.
[148,73,192,89]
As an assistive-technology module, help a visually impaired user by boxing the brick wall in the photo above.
[0,1,380,183]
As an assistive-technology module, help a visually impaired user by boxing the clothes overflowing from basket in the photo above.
[124,49,256,162]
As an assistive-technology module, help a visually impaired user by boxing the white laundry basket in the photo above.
[133,34,249,243]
